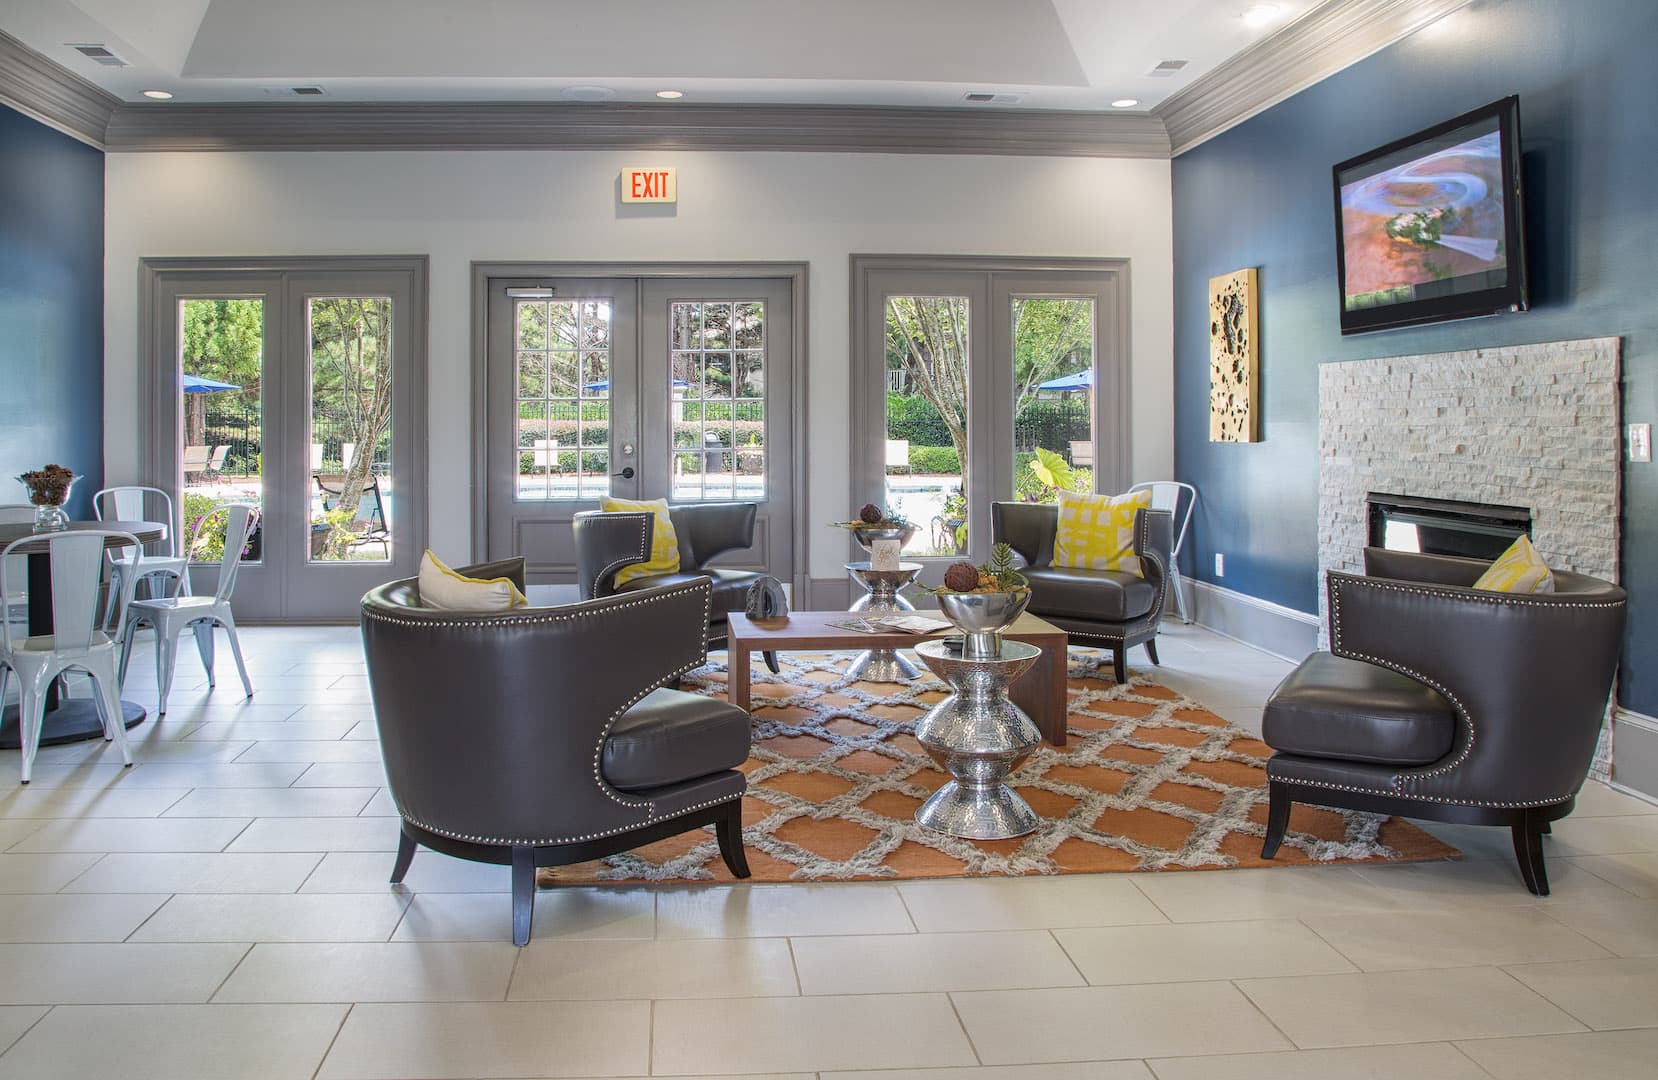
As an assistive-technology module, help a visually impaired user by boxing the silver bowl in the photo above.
[935,589,1030,659]
[849,524,916,553]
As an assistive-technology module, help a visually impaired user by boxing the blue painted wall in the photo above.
[0,106,104,519]
[1172,0,1658,713]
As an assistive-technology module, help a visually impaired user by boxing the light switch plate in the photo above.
[1214,553,1225,577]
[1630,423,1652,463]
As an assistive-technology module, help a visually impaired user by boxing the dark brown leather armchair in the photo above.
[1261,547,1627,895]
[361,557,751,945]
[573,502,764,647]
[991,502,1175,684]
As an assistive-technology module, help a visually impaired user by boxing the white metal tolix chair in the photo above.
[118,503,256,716]
[0,530,138,783]
[1127,481,1198,623]
[93,486,192,634]
[0,505,35,630]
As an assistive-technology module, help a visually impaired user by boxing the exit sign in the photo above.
[621,167,677,203]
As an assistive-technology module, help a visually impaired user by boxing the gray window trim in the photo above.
[137,255,430,617]
[469,260,810,600]
[849,253,1132,560]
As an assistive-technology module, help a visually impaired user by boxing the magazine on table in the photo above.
[825,614,953,635]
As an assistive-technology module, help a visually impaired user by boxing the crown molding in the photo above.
[3,1,1470,159]
[1155,0,1475,156]
[0,28,119,148]
[102,101,1171,157]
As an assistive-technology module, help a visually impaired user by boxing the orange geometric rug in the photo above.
[541,648,1457,886]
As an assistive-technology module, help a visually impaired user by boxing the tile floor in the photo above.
[0,622,1653,1079]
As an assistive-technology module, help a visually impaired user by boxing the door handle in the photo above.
[614,466,635,480]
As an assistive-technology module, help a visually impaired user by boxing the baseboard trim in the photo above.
[1611,708,1658,802]
[1188,580,1318,663]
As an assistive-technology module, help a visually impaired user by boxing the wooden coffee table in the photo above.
[726,610,1072,746]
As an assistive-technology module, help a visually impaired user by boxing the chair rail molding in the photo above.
[0,28,119,149]
[1155,0,1477,156]
[3,2,1474,159]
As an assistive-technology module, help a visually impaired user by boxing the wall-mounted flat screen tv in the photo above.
[1333,96,1527,335]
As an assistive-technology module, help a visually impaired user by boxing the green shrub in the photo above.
[907,445,960,474]
[885,393,954,446]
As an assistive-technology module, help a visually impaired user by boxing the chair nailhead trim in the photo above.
[1279,775,1575,810]
[398,791,738,847]
[1327,573,1616,807]
[369,578,724,841]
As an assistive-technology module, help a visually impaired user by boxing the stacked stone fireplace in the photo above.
[1319,336,1623,773]
[1318,336,1621,599]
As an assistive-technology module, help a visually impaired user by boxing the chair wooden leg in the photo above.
[1112,647,1127,685]
[1261,782,1292,859]
[510,845,535,947]
[1511,809,1550,896]
[1144,638,1160,666]
[763,650,780,675]
[390,830,417,884]
[716,800,751,879]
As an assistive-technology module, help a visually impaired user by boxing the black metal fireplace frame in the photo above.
[1367,492,1531,561]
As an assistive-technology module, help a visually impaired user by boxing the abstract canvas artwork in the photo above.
[1209,267,1259,442]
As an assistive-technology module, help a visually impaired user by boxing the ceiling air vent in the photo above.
[963,92,1022,104]
[290,86,326,96]
[1147,59,1190,76]
[67,43,128,67]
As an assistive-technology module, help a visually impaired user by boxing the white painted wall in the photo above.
[104,149,1174,580]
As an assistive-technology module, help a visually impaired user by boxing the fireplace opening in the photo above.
[1367,492,1531,561]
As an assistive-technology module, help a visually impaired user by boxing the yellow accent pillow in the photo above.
[417,550,528,611]
[602,497,681,588]
[1052,488,1152,575]
[1472,535,1555,594]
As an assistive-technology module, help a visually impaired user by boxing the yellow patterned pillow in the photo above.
[602,497,681,588]
[1052,488,1152,575]
[1472,535,1555,594]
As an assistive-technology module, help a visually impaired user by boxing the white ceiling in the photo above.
[0,0,1321,110]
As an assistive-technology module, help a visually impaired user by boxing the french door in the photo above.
[851,257,1129,585]
[141,259,427,621]
[481,274,796,585]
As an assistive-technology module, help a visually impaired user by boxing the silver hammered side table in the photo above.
[844,560,922,681]
[912,638,1043,839]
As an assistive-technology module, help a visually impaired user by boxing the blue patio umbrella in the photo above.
[582,379,691,392]
[1036,369,1092,392]
[182,373,242,392]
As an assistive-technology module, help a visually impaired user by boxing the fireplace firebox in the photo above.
[1366,492,1531,561]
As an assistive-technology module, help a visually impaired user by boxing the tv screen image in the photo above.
[1332,97,1526,334]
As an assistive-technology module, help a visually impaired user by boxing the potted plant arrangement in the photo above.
[929,542,1031,659]
[16,464,76,533]
[830,502,916,552]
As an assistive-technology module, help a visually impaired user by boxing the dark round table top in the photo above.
[0,520,167,555]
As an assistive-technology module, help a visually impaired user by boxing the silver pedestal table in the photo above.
[912,638,1043,839]
[844,560,921,681]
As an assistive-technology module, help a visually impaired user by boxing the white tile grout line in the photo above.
[943,992,984,1067]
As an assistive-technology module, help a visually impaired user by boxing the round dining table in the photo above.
[0,520,168,748]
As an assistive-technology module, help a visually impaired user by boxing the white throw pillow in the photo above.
[417,550,528,611]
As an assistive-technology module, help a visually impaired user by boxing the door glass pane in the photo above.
[670,299,766,502]
[1013,297,1097,499]
[515,299,611,501]
[884,296,969,556]
[180,298,264,564]
[307,297,394,563]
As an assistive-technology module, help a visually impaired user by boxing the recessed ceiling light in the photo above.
[1243,3,1285,27]
[655,90,684,100]
[142,89,174,100]
[1111,98,1139,109]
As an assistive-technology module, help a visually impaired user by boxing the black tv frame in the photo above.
[1333,95,1528,336]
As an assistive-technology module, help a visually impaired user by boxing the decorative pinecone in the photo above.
[858,503,884,524]
[942,561,980,592]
